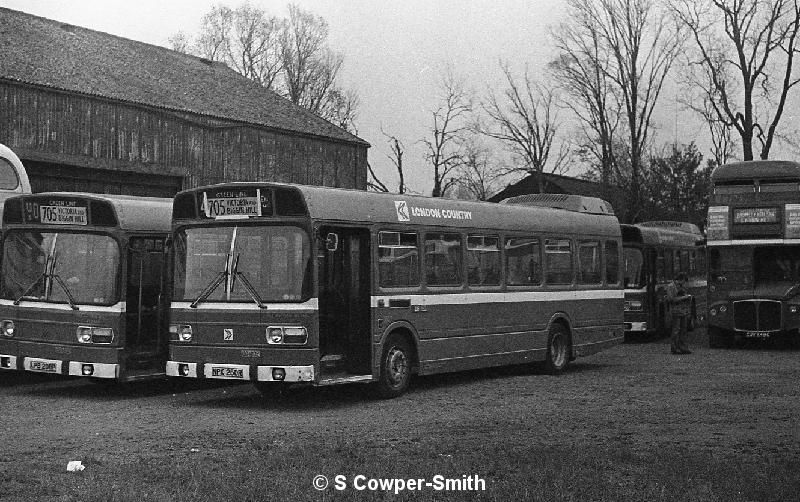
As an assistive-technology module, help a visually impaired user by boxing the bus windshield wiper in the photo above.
[49,253,79,310]
[230,254,267,309]
[190,254,229,309]
[784,282,800,299]
[14,255,52,305]
[49,273,79,310]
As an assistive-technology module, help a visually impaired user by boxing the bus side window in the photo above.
[578,240,601,284]
[466,235,500,286]
[545,238,573,285]
[505,237,541,286]
[378,231,419,288]
[424,233,463,286]
[605,241,619,285]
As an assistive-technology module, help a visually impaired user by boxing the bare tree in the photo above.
[552,0,682,221]
[452,136,503,201]
[424,69,473,197]
[179,3,358,131]
[672,0,800,161]
[480,63,568,193]
[550,10,622,185]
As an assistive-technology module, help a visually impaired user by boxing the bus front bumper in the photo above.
[166,361,315,382]
[3,356,119,378]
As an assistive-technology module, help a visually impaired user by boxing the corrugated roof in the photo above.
[488,172,611,203]
[0,7,368,146]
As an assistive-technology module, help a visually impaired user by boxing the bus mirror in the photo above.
[325,233,339,252]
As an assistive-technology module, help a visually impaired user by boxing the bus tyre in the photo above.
[543,323,570,374]
[375,335,413,399]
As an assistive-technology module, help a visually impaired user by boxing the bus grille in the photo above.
[733,300,782,332]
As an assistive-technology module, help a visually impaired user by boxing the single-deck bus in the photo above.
[621,222,706,338]
[166,184,624,397]
[706,160,800,347]
[0,193,171,381]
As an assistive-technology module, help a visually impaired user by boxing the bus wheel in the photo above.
[375,335,412,398]
[543,323,570,374]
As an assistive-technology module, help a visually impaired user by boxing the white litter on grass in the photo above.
[190,448,200,453]
[66,461,85,472]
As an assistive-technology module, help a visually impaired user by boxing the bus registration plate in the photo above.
[211,366,245,379]
[745,331,770,339]
[27,359,61,373]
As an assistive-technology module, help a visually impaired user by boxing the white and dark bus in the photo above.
[166,184,624,397]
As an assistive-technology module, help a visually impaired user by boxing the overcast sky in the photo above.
[3,0,716,194]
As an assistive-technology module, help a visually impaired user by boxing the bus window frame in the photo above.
[466,233,502,290]
[377,229,421,291]
[504,234,543,289]
[423,231,465,290]
[172,220,314,304]
[543,236,575,287]
[0,227,124,307]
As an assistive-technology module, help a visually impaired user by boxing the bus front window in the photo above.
[0,232,120,305]
[623,247,644,288]
[174,225,311,303]
[753,246,800,287]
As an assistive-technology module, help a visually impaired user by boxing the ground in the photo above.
[1,328,798,501]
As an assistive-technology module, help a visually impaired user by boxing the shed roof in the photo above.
[0,7,368,147]
[488,172,611,203]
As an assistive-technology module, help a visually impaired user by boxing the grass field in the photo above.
[1,328,798,501]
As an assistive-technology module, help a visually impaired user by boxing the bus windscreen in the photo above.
[173,225,311,303]
[1,232,120,305]
[623,247,644,288]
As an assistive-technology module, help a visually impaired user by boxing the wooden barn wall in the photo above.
[0,82,367,191]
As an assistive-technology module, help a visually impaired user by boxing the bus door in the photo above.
[125,237,166,371]
[318,226,371,375]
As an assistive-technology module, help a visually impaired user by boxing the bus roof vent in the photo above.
[638,221,702,235]
[501,193,615,215]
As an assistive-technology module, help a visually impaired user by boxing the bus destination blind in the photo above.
[733,207,778,224]
[203,188,269,218]
[25,199,88,226]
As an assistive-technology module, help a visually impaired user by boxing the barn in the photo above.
[0,7,369,197]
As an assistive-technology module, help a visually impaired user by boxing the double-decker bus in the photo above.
[706,160,800,347]
[165,184,624,397]
[0,193,171,381]
[621,221,706,338]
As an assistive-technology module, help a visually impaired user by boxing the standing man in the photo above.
[667,272,692,354]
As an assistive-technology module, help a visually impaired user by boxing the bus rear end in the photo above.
[166,185,321,390]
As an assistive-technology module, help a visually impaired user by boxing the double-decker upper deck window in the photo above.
[378,231,419,288]
[425,233,462,286]
[467,235,500,286]
[605,241,619,285]
[505,237,541,286]
[578,241,601,285]
[545,238,573,285]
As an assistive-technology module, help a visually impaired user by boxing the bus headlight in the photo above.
[169,324,193,342]
[266,326,307,344]
[76,326,114,344]
[76,326,92,343]
[790,305,799,314]
[719,305,727,313]
[267,327,283,344]
[710,308,717,317]
[1,320,15,337]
